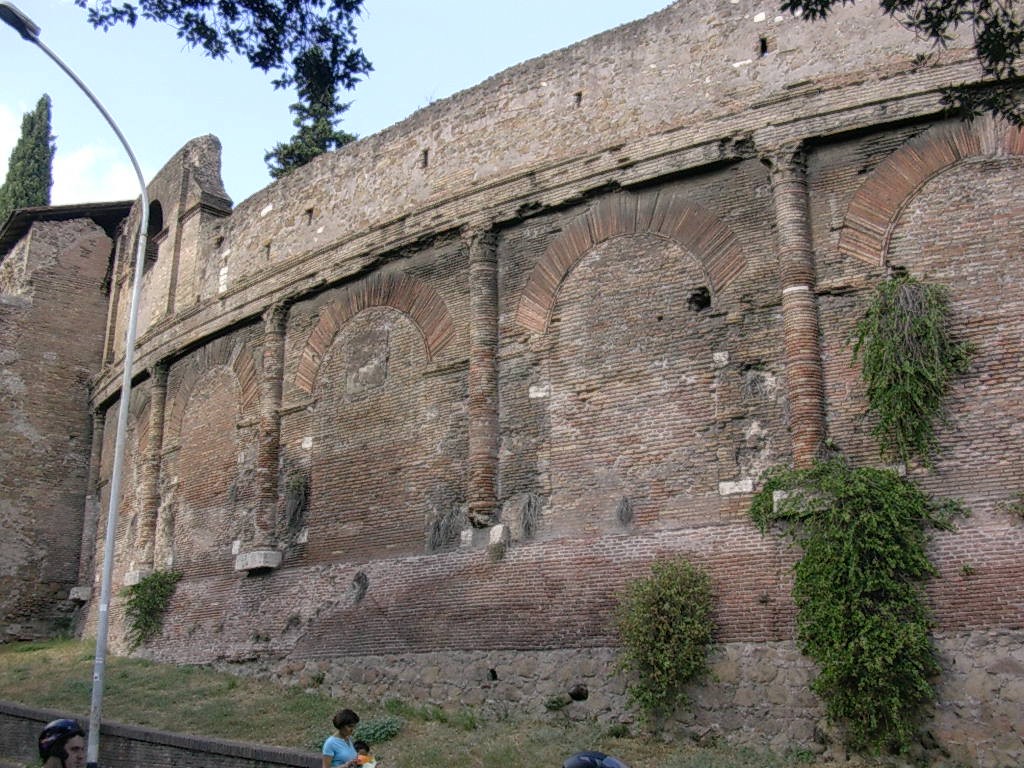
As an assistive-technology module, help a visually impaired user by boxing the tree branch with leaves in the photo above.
[782,0,1024,124]
[74,0,372,175]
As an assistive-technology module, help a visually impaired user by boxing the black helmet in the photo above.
[563,752,630,768]
[38,719,85,762]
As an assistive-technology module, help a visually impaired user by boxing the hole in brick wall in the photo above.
[488,668,498,681]
[687,286,711,312]
[420,148,429,168]
[304,208,314,225]
[263,242,272,259]
[568,683,589,701]
[759,36,771,56]
[886,263,908,278]
[215,235,225,249]
[656,314,664,322]
[574,90,583,107]
[284,472,309,533]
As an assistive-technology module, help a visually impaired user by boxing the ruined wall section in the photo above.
[0,220,111,640]
[71,3,1022,764]
[106,136,231,362]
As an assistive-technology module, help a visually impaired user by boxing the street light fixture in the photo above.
[0,4,149,767]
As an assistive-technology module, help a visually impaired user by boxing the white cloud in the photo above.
[0,105,136,205]
[52,143,139,205]
[0,104,20,184]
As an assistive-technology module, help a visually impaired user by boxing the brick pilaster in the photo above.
[465,225,500,527]
[135,363,168,570]
[254,302,288,547]
[766,145,826,467]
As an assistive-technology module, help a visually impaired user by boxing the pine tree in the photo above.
[264,46,357,179]
[0,94,56,224]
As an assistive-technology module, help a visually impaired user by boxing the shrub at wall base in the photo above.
[614,556,715,727]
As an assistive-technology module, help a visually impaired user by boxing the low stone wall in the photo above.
[0,701,315,768]
[4,629,1020,767]
[227,629,1022,768]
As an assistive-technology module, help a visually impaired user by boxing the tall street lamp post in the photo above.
[0,4,149,766]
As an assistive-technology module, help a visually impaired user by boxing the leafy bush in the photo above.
[750,459,961,752]
[122,570,182,650]
[615,556,715,721]
[853,274,973,465]
[353,715,404,744]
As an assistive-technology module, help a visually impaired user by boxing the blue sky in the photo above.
[1,0,671,206]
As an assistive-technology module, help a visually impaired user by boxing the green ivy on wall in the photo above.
[747,272,976,752]
[614,556,715,724]
[750,459,962,752]
[852,273,973,466]
[122,570,182,650]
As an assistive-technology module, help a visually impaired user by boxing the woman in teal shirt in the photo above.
[322,708,360,768]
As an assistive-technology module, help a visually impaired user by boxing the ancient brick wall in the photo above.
[0,220,111,640]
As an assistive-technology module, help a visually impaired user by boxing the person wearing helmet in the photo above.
[38,719,86,768]
[563,750,630,768]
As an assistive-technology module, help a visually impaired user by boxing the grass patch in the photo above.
[0,639,890,768]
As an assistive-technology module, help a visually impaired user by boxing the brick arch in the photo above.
[294,272,455,394]
[165,336,259,443]
[515,191,747,333]
[839,117,1024,266]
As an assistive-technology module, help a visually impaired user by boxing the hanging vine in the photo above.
[852,274,973,466]
[122,570,182,650]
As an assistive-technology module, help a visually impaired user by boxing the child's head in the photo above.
[353,740,370,755]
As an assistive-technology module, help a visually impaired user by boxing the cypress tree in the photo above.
[0,94,56,224]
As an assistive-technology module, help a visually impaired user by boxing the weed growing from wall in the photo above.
[750,459,962,752]
[852,274,973,466]
[122,570,183,650]
[614,556,715,723]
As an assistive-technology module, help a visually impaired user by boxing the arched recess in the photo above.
[839,117,1024,265]
[164,336,260,444]
[515,191,747,333]
[144,200,164,270]
[294,272,455,394]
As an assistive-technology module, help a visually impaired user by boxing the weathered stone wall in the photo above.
[215,629,1023,766]
[3,1,1022,766]
[0,220,111,640]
